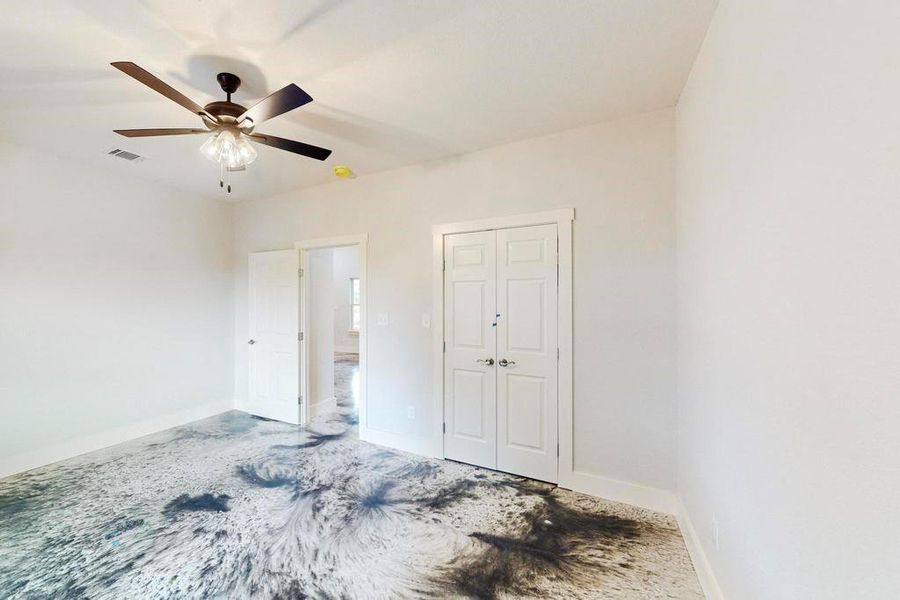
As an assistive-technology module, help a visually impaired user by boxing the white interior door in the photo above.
[442,224,559,483]
[443,230,497,469]
[248,249,300,424]
[496,224,558,482]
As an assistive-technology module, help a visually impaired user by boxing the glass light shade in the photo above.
[199,133,220,160]
[199,130,257,168]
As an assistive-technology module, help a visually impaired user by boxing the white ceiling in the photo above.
[2,0,717,201]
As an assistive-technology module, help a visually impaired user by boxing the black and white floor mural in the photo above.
[0,354,702,598]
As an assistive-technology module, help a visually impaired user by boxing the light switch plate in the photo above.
[377,312,389,326]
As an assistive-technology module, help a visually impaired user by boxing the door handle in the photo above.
[476,358,495,366]
[248,339,256,345]
[498,358,515,367]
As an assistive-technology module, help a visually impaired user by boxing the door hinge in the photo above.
[298,395,303,405]
[298,268,304,278]
[557,442,559,457]
[298,332,304,342]
[443,259,446,272]
[557,347,560,360]
[443,422,446,434]
[443,341,446,353]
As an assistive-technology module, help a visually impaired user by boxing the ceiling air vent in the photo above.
[107,148,145,162]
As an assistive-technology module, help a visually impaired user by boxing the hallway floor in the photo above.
[0,385,702,598]
[330,351,360,431]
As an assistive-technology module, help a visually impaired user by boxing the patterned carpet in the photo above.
[332,352,360,429]
[0,357,702,598]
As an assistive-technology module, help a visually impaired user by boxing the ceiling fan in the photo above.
[110,62,332,193]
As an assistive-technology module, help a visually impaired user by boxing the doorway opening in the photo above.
[304,245,361,435]
[297,235,367,435]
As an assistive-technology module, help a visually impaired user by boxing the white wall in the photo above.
[234,109,677,496]
[0,142,234,478]
[676,1,900,597]
[308,247,335,412]
[333,246,360,354]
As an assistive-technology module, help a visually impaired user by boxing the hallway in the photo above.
[317,352,359,433]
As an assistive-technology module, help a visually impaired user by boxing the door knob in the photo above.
[248,339,256,345]
[477,358,495,366]
[498,358,515,367]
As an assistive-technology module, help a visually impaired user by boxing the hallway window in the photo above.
[350,278,360,332]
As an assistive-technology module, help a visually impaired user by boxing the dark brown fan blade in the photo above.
[111,62,214,121]
[248,133,332,161]
[237,84,313,125]
[114,128,209,137]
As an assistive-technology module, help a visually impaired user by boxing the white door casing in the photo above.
[443,230,498,469]
[433,209,572,488]
[248,249,300,424]
[496,224,558,482]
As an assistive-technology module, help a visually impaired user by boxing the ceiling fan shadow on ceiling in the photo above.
[109,61,332,193]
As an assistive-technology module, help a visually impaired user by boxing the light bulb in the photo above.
[199,130,256,170]
[219,130,236,155]
[200,132,220,161]
[236,135,258,165]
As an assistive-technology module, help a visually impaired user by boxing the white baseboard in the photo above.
[359,426,440,458]
[234,396,252,414]
[676,498,725,600]
[0,399,234,479]
[356,430,677,516]
[562,470,678,515]
[561,472,722,598]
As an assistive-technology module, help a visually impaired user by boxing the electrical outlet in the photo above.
[712,517,720,550]
[407,406,416,420]
[421,313,431,328]
[377,312,389,326]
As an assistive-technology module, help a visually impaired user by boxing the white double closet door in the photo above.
[443,224,559,483]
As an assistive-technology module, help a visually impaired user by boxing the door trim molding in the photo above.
[295,234,368,430]
[432,208,575,486]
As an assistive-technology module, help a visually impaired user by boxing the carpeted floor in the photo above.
[0,356,702,599]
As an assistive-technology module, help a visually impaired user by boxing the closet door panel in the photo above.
[496,224,558,483]
[443,230,497,469]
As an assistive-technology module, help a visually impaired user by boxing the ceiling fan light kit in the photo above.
[110,62,332,194]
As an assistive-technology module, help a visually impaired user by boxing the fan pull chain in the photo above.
[216,162,234,194]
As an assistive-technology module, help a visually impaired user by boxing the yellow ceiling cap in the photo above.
[333,166,355,179]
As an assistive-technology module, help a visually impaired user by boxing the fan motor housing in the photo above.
[202,101,253,132]
[204,101,246,119]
